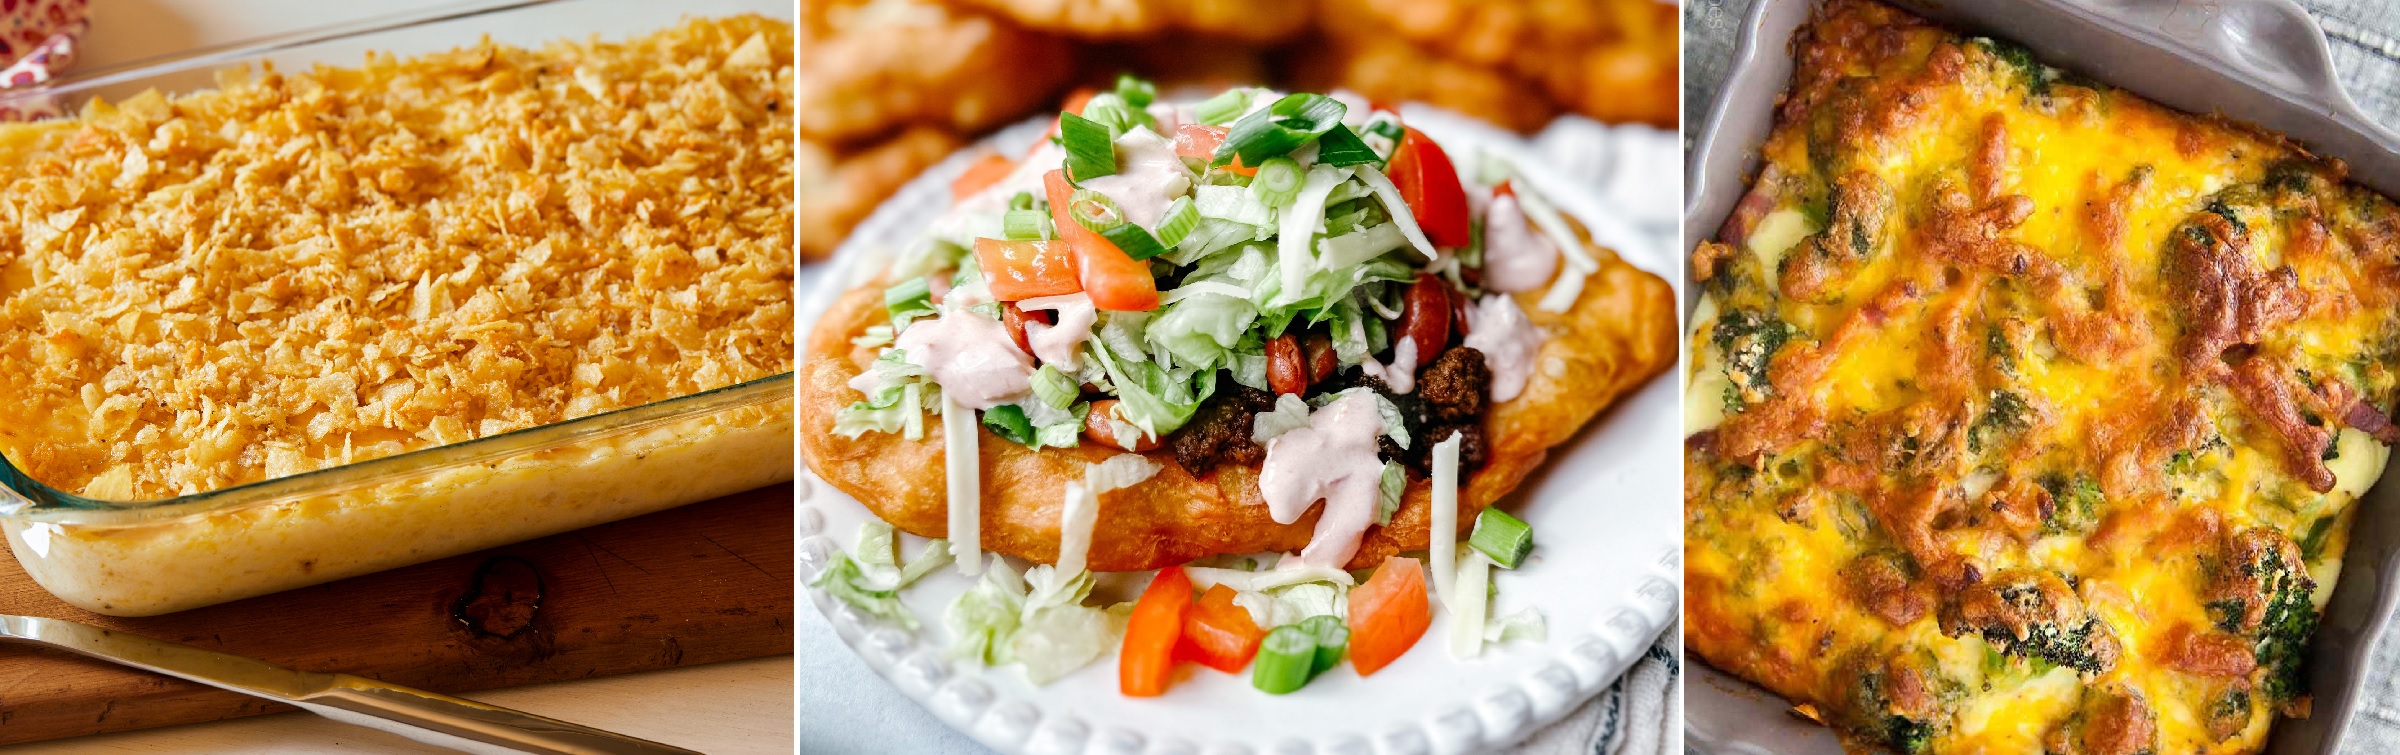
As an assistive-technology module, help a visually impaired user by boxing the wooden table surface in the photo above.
[11,2,796,752]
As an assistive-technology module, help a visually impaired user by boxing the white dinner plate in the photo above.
[798,108,1683,755]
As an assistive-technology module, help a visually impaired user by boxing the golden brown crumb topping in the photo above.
[0,16,795,500]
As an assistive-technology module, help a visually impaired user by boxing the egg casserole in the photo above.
[1683,1,2400,753]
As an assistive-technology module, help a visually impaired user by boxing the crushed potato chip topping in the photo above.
[0,16,796,500]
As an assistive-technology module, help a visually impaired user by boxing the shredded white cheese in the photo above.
[945,392,982,576]
[1431,434,1462,608]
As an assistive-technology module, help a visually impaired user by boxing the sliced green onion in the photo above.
[1364,119,1404,143]
[1100,223,1169,261]
[1212,93,1348,168]
[1153,197,1199,248]
[1113,73,1156,109]
[1031,365,1079,409]
[1065,189,1125,233]
[1060,111,1118,182]
[981,404,1037,446]
[885,276,935,330]
[1194,89,1251,126]
[1469,507,1534,569]
[1252,625,1317,694]
[1250,157,1304,208]
[1009,191,1036,211]
[1314,125,1380,167]
[1300,614,1349,676]
[1083,100,1140,136]
[1003,209,1050,240]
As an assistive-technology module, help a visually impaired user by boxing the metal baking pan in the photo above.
[1681,0,2400,752]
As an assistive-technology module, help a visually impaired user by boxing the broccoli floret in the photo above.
[1713,309,1794,411]
[2037,474,2104,536]
[1973,37,2057,100]
[1969,390,2031,453]
[2207,529,2318,706]
[1948,571,2121,676]
[1851,668,1941,755]
[2252,553,2318,704]
[1991,611,2116,675]
[1884,715,1935,755]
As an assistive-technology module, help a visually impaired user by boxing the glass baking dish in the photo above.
[0,0,796,617]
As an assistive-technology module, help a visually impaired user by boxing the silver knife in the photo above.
[0,614,702,755]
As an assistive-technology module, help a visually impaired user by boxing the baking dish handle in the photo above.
[2071,0,2400,151]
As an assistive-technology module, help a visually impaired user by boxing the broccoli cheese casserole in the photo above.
[1684,1,2400,753]
[0,15,795,615]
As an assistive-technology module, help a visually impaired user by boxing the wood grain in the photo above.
[0,484,794,745]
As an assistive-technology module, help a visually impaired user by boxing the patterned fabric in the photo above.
[1683,3,2400,754]
[0,0,88,121]
[1512,624,1680,754]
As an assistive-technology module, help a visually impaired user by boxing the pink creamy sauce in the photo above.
[1018,292,1098,369]
[894,309,1035,409]
[1480,194,1559,293]
[1358,338,1419,394]
[1257,393,1389,568]
[1079,126,1192,229]
[1463,294,1544,402]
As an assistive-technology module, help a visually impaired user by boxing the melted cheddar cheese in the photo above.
[1684,2,2400,753]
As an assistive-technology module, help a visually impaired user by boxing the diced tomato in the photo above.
[1122,566,1194,697]
[1173,124,1257,176]
[1043,169,1159,311]
[1082,399,1162,453]
[951,154,1017,200]
[1177,585,1267,673]
[1347,556,1431,677]
[971,238,1081,301]
[1000,303,1051,355]
[1173,124,1226,161]
[1386,128,1472,248]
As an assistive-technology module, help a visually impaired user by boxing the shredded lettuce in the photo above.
[851,324,894,348]
[835,351,934,438]
[945,556,1025,664]
[1087,330,1208,438]
[885,277,937,332]
[887,238,967,283]
[857,521,900,572]
[1251,393,1313,444]
[898,539,953,587]
[1013,603,1117,685]
[1350,164,1437,261]
[1274,165,1351,304]
[1485,608,1547,644]
[1319,223,1407,269]
[1376,460,1406,525]
[1194,184,1278,227]
[1269,582,1348,627]
[814,552,918,630]
[1146,288,1257,368]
